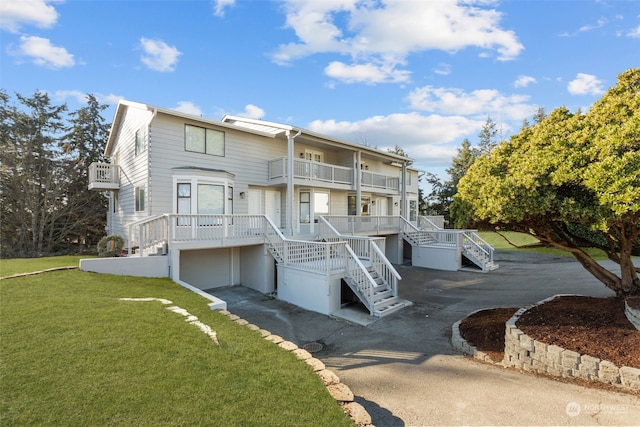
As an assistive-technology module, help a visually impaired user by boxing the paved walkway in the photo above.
[212,252,640,426]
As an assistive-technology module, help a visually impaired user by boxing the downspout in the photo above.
[401,162,407,219]
[356,151,362,216]
[286,129,301,236]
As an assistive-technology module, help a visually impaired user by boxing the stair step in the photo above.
[372,289,393,301]
[373,297,412,317]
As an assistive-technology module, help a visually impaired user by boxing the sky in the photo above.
[1,0,639,187]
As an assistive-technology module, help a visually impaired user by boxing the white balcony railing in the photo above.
[88,162,120,190]
[268,157,401,191]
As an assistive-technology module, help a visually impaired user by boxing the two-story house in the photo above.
[82,100,496,319]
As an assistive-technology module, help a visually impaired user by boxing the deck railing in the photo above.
[170,214,265,243]
[268,157,400,191]
[322,215,401,235]
[128,215,168,256]
[268,157,353,185]
[88,162,119,190]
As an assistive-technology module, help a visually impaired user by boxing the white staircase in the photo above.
[319,217,411,318]
[406,216,499,273]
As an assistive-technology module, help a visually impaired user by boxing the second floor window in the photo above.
[185,124,224,156]
[135,128,146,155]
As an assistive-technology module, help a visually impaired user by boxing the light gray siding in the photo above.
[148,113,288,217]
[109,105,154,241]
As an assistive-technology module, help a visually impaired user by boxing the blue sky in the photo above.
[2,0,639,183]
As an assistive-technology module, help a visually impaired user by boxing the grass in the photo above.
[477,231,609,261]
[0,262,353,426]
[0,255,91,277]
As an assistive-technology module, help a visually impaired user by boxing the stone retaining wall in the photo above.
[625,299,640,331]
[503,295,640,393]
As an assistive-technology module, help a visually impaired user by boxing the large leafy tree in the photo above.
[455,68,640,296]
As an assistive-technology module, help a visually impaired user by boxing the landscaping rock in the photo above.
[340,401,373,427]
[316,369,340,386]
[326,383,354,402]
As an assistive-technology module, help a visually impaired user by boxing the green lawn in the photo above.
[0,255,90,277]
[477,231,609,261]
[0,261,353,427]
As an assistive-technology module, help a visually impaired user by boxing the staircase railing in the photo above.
[461,230,495,269]
[369,240,401,297]
[263,216,286,263]
[344,244,378,314]
[418,215,444,230]
[128,214,168,256]
[319,216,401,311]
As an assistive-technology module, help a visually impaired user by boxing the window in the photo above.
[227,187,234,214]
[135,128,146,155]
[299,191,310,223]
[314,192,329,218]
[198,184,224,214]
[348,195,357,216]
[409,200,417,221]
[135,186,145,212]
[112,193,119,213]
[177,183,191,214]
[304,149,323,162]
[185,124,224,156]
[347,195,369,216]
[361,196,370,216]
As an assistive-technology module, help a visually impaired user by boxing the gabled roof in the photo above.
[222,115,415,166]
[106,101,416,167]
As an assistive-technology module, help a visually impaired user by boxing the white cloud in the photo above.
[53,89,87,103]
[212,0,235,17]
[325,61,410,84]
[406,85,535,121]
[0,0,60,33]
[308,112,483,168]
[567,73,604,96]
[579,18,607,32]
[53,90,124,106]
[514,75,536,88]
[272,0,523,84]
[236,104,265,119]
[139,37,181,72]
[173,101,203,116]
[14,35,74,68]
[433,63,451,76]
[628,25,640,38]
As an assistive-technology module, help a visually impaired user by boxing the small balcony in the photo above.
[88,162,120,191]
[268,157,400,191]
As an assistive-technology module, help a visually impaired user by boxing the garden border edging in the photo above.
[502,294,640,393]
[452,295,640,393]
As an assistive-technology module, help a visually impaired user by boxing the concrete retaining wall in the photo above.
[503,295,640,393]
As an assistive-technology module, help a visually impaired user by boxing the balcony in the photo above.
[88,162,120,191]
[268,157,400,191]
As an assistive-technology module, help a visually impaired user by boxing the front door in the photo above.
[265,190,281,228]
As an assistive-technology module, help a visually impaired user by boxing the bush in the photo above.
[96,235,124,257]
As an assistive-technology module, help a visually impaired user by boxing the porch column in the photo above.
[401,162,407,218]
[355,151,362,215]
[286,130,300,236]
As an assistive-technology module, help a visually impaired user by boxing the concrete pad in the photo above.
[210,252,640,426]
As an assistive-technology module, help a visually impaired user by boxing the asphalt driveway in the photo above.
[212,251,640,426]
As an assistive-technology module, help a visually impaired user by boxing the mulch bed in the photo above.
[458,296,640,369]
